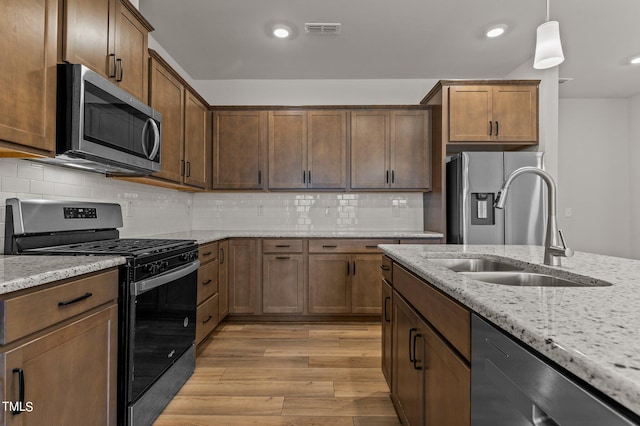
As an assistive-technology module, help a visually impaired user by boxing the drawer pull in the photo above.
[365,245,378,249]
[202,251,213,256]
[58,292,93,307]
[413,332,423,371]
[276,256,291,260]
[202,315,213,324]
[12,368,25,415]
[202,279,213,286]
[322,245,337,248]
[220,247,225,264]
[275,245,291,248]
[380,265,391,271]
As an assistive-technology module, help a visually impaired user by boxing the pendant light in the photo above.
[533,0,565,69]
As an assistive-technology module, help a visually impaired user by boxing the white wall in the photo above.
[192,79,439,106]
[558,99,631,258]
[628,93,640,258]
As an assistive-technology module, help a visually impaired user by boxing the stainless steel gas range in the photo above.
[4,199,198,426]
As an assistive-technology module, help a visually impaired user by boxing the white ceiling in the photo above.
[139,0,640,99]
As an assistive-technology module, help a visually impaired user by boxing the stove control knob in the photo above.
[143,264,156,274]
[190,252,198,261]
[180,253,189,261]
[160,261,169,272]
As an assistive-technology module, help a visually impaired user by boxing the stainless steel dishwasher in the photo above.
[471,314,639,426]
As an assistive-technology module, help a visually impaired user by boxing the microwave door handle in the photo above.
[141,118,151,158]
[148,119,160,159]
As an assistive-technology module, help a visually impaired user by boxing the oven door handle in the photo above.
[131,260,200,296]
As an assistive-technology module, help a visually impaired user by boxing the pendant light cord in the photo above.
[546,0,550,21]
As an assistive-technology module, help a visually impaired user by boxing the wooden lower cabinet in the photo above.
[0,270,118,425]
[308,255,350,314]
[381,278,393,387]
[228,239,259,314]
[308,253,382,315]
[391,290,470,426]
[262,254,304,314]
[218,240,229,320]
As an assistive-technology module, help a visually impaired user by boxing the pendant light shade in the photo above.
[534,21,564,69]
[533,0,565,70]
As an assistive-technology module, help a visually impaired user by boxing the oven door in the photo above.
[128,260,199,402]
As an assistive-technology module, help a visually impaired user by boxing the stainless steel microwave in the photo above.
[40,64,162,175]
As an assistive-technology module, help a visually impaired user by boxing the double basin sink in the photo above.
[430,258,611,287]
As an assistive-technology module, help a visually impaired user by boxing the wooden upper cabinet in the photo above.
[268,110,347,190]
[390,110,430,189]
[62,0,151,100]
[145,51,211,189]
[184,90,211,189]
[351,110,430,190]
[448,83,538,143]
[213,111,267,190]
[351,111,390,189]
[0,0,57,156]
[269,111,307,190]
[308,111,347,189]
[148,56,184,183]
[113,0,149,100]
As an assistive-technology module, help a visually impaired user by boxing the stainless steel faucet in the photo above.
[494,166,573,266]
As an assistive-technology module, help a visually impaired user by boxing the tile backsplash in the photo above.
[0,159,192,252]
[0,158,424,252]
[192,192,423,231]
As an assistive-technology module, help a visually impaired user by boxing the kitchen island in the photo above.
[379,243,640,419]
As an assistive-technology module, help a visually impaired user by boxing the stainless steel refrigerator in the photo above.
[446,152,546,245]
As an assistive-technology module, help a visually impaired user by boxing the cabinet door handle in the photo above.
[275,256,291,260]
[380,265,391,271]
[391,170,395,184]
[409,328,417,362]
[109,53,117,78]
[489,121,493,136]
[116,58,123,82]
[58,292,93,307]
[303,170,306,183]
[386,170,389,184]
[258,170,262,185]
[186,162,191,177]
[495,121,499,136]
[181,160,185,177]
[308,170,311,184]
[346,262,350,275]
[202,315,213,324]
[413,333,423,370]
[383,296,391,322]
[12,368,25,415]
[202,279,213,286]
[220,248,225,264]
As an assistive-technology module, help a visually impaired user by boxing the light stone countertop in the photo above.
[145,230,443,245]
[379,244,640,417]
[0,255,126,295]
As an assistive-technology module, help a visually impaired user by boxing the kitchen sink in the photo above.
[461,271,612,287]
[429,258,524,272]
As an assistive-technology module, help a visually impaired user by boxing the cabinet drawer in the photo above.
[0,269,119,345]
[199,241,219,265]
[393,264,470,361]
[262,239,304,253]
[381,256,393,284]
[309,239,397,253]
[197,261,219,305]
[196,293,219,345]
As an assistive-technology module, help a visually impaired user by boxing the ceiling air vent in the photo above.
[305,23,341,35]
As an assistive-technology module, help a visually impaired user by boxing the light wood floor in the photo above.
[154,322,401,426]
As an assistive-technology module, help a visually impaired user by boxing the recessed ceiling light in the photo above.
[630,56,640,65]
[272,24,291,39]
[486,24,508,38]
